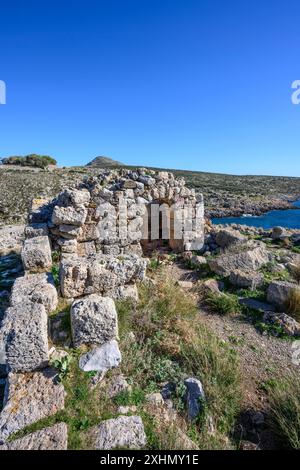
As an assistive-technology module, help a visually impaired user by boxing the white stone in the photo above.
[79,340,121,373]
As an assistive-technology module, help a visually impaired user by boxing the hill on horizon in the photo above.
[86,156,124,167]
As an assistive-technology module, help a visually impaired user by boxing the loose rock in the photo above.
[1,302,49,372]
[0,369,65,441]
[184,377,205,420]
[71,295,118,347]
[89,415,146,450]
[79,340,121,373]
[10,272,58,313]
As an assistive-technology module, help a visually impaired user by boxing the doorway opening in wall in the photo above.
[140,201,183,256]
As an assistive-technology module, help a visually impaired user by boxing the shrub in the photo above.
[2,154,57,168]
[206,292,241,316]
[268,376,300,449]
[114,387,146,407]
[285,289,300,322]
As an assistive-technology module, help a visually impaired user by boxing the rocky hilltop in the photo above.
[86,156,124,167]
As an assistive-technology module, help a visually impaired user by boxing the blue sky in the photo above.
[1,0,300,175]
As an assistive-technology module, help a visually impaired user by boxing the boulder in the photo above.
[267,281,300,310]
[71,295,118,347]
[10,272,58,313]
[77,241,97,256]
[229,270,264,290]
[208,243,269,277]
[201,278,224,295]
[57,188,90,207]
[271,226,288,241]
[239,441,260,450]
[263,311,300,337]
[0,423,68,450]
[79,340,121,373]
[21,236,52,272]
[184,377,205,420]
[1,302,49,372]
[90,415,146,450]
[215,229,247,248]
[52,205,87,226]
[0,369,65,441]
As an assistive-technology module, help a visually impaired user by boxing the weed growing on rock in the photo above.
[51,263,60,287]
[50,355,72,382]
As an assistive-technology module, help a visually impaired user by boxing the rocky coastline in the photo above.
[205,194,300,219]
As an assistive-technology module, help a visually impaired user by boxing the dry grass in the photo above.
[117,269,241,449]
[291,263,300,285]
[269,376,300,449]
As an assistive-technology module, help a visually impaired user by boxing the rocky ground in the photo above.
[1,167,300,450]
[1,165,300,226]
[0,221,300,449]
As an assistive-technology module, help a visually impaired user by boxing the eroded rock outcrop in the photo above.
[267,281,300,310]
[208,242,269,277]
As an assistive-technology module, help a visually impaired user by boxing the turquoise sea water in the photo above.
[212,200,300,229]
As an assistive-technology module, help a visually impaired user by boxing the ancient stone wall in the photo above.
[29,168,204,259]
[0,168,205,448]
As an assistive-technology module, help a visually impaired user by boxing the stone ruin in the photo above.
[0,168,204,449]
